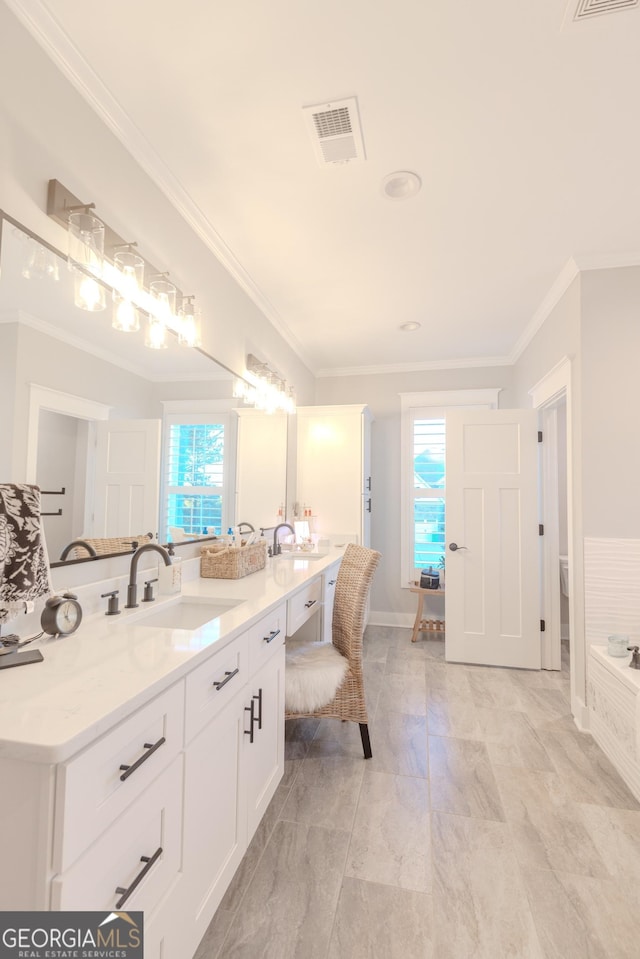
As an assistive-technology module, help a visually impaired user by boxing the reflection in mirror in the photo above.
[0,213,250,566]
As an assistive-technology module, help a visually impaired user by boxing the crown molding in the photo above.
[507,257,580,365]
[315,354,512,378]
[5,0,314,371]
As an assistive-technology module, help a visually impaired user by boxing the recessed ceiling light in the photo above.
[382,171,422,200]
[399,321,421,332]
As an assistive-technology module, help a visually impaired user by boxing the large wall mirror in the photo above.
[0,212,290,568]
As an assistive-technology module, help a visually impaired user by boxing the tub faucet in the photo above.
[59,539,97,560]
[627,645,640,669]
[126,543,172,608]
[271,523,295,556]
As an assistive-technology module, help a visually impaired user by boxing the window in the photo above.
[412,416,446,573]
[400,390,500,587]
[160,409,235,542]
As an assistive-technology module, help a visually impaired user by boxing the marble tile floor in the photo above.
[195,628,640,959]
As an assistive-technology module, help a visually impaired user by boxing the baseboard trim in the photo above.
[368,611,415,629]
[368,611,445,629]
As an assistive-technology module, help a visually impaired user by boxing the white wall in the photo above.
[511,276,581,408]
[7,323,155,481]
[36,410,82,559]
[0,3,314,403]
[0,324,18,480]
[581,266,640,538]
[315,365,514,618]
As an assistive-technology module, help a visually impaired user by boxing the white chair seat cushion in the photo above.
[285,641,349,713]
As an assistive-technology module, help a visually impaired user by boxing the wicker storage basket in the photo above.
[200,541,267,579]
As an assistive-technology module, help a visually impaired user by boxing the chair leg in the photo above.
[359,723,372,759]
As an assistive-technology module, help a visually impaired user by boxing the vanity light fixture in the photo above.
[67,208,107,312]
[245,353,296,414]
[178,296,202,348]
[145,315,169,350]
[112,247,144,332]
[20,233,60,282]
[45,179,203,348]
[146,276,176,349]
[73,271,106,312]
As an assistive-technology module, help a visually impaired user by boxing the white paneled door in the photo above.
[445,409,541,669]
[92,419,161,537]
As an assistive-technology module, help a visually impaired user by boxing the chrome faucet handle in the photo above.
[101,590,120,616]
[143,578,158,603]
[627,645,640,669]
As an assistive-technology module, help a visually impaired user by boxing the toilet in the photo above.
[559,554,569,597]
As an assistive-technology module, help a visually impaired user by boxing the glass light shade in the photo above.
[68,211,104,277]
[112,250,144,332]
[178,298,201,348]
[145,316,168,350]
[114,250,144,299]
[22,237,60,281]
[73,269,106,311]
[113,297,140,332]
[149,278,177,325]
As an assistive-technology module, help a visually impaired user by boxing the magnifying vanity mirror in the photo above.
[0,212,290,568]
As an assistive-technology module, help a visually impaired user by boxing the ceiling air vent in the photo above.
[573,0,638,19]
[302,96,365,166]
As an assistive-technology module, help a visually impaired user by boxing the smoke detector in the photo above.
[573,0,638,19]
[302,96,366,166]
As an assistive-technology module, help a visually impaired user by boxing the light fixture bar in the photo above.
[47,179,170,297]
[46,178,207,347]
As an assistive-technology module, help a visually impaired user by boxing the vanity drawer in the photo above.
[184,633,249,743]
[248,603,286,672]
[52,755,182,913]
[287,578,322,636]
[54,681,184,872]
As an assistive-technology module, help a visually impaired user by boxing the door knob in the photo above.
[448,542,468,551]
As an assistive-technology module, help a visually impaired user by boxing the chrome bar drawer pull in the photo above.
[244,699,255,742]
[253,688,263,730]
[304,599,317,608]
[213,667,239,691]
[115,846,163,907]
[119,737,166,781]
[263,628,281,644]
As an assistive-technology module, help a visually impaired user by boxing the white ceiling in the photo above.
[10,0,640,375]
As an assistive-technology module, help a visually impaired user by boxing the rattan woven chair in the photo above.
[285,543,381,758]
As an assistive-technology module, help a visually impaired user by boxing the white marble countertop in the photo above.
[0,548,344,764]
[590,643,640,693]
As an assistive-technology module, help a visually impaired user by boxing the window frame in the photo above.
[400,389,500,589]
[159,401,237,543]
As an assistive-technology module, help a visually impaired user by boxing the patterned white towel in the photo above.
[0,484,53,624]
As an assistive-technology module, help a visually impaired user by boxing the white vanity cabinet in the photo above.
[296,404,373,546]
[0,555,339,959]
[181,607,285,956]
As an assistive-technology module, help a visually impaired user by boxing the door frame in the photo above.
[26,384,111,482]
[529,356,587,729]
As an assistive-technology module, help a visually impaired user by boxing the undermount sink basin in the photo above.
[134,597,244,630]
[277,551,327,561]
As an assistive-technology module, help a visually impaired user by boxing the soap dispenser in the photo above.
[158,542,182,595]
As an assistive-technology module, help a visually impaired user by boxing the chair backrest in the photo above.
[332,543,381,663]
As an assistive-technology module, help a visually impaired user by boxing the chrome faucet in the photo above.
[125,543,172,608]
[237,521,255,533]
[271,523,295,556]
[627,645,640,669]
